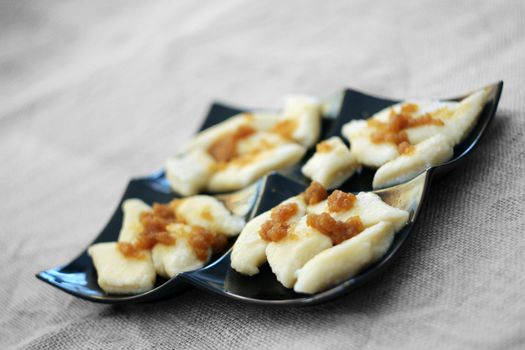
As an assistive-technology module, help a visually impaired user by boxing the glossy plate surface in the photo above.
[37,82,503,305]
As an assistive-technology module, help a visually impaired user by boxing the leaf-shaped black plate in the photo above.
[36,82,503,305]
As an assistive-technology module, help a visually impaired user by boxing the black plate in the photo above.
[36,82,503,305]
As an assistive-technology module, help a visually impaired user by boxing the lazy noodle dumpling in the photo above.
[341,119,400,168]
[265,216,332,288]
[229,211,272,276]
[151,223,209,278]
[118,199,152,243]
[165,149,216,196]
[404,89,489,146]
[88,242,156,295]
[341,88,489,170]
[372,134,453,189]
[275,95,322,147]
[173,195,245,236]
[294,221,395,294]
[165,95,322,195]
[87,199,157,294]
[230,196,306,276]
[206,133,306,192]
[231,182,410,293]
[307,192,409,232]
[301,136,360,189]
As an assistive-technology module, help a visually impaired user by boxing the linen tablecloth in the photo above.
[1,0,524,348]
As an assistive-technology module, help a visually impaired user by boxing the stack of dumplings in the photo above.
[301,88,489,189]
[165,96,323,195]
[231,182,409,294]
[89,196,244,294]
[88,87,490,296]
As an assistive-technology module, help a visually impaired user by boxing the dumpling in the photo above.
[401,101,458,144]
[230,196,306,276]
[185,112,280,152]
[230,182,410,293]
[273,95,322,147]
[151,223,209,278]
[301,137,360,189]
[373,134,453,189]
[307,192,409,231]
[438,89,488,146]
[294,221,395,294]
[118,199,151,243]
[165,149,215,196]
[90,192,245,294]
[230,211,271,276]
[174,195,245,236]
[235,131,288,155]
[207,142,306,192]
[267,189,408,290]
[165,95,321,195]
[265,216,332,288]
[88,242,156,294]
[341,120,400,168]
[342,88,488,169]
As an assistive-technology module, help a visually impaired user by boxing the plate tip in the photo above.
[488,80,504,92]
[35,270,49,283]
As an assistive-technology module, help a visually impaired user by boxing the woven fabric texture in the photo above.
[1,0,524,349]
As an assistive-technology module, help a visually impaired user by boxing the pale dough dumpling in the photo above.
[403,91,487,146]
[301,137,360,189]
[230,211,271,276]
[118,199,151,243]
[294,221,395,294]
[307,192,409,231]
[373,134,453,189]
[151,223,208,278]
[174,195,245,237]
[230,196,306,276]
[342,120,399,168]
[235,131,287,155]
[187,96,321,152]
[207,142,306,192]
[266,216,332,288]
[185,112,280,152]
[439,89,489,146]
[349,193,409,231]
[277,95,322,147]
[165,148,215,196]
[166,95,321,195]
[88,242,156,294]
[371,100,455,124]
[342,88,488,169]
[403,103,458,144]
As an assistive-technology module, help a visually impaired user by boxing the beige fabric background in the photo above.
[1,0,524,349]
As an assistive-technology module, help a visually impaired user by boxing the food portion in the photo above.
[172,195,245,236]
[89,197,244,294]
[207,139,305,192]
[274,95,322,147]
[372,134,453,189]
[88,242,156,295]
[230,182,409,293]
[230,196,306,276]
[151,224,213,279]
[342,89,489,188]
[294,221,395,294]
[118,199,153,243]
[301,136,360,189]
[165,96,322,195]
[165,149,215,197]
[88,88,490,297]
[266,216,332,288]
